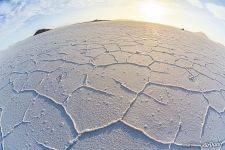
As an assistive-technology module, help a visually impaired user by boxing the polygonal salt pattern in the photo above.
[123,84,208,145]
[23,95,77,149]
[71,122,169,150]
[1,92,35,136]
[64,85,135,133]
[1,21,225,149]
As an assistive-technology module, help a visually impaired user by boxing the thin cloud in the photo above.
[0,0,111,50]
[0,0,111,37]
[0,0,72,37]
[186,0,225,21]
[186,0,204,8]
[0,2,11,15]
[206,3,225,20]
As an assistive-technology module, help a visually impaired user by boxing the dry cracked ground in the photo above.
[1,21,225,150]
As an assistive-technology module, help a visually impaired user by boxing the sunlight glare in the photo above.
[139,1,165,21]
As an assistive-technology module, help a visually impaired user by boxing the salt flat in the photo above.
[1,21,225,150]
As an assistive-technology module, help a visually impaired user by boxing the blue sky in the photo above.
[0,0,225,51]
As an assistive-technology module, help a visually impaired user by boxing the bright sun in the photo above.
[139,1,165,21]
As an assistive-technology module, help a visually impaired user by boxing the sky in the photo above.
[0,0,225,51]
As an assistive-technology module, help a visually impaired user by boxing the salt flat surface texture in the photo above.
[1,21,225,150]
